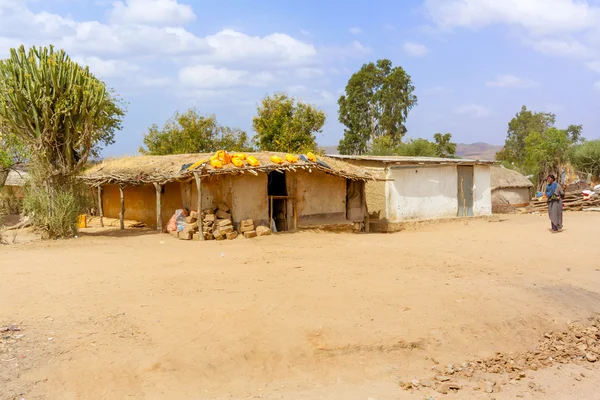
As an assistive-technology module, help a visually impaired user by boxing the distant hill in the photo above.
[322,143,502,160]
[455,143,502,160]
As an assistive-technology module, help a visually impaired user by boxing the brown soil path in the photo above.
[1,213,600,399]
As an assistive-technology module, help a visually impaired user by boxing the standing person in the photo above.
[546,174,564,233]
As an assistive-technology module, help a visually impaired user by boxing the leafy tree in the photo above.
[252,92,325,153]
[433,133,457,158]
[370,133,456,158]
[338,59,417,155]
[524,127,571,190]
[571,140,600,177]
[496,105,556,167]
[0,45,126,237]
[140,109,253,155]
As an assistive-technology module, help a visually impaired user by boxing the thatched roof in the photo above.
[80,152,380,186]
[491,166,533,190]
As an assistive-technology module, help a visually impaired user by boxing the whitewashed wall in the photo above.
[387,165,459,221]
[473,165,492,216]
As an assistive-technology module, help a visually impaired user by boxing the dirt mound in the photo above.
[402,314,600,395]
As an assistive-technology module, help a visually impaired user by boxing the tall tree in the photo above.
[140,109,253,155]
[524,127,571,190]
[0,45,126,237]
[0,45,124,180]
[496,105,556,167]
[338,59,417,155]
[252,92,325,153]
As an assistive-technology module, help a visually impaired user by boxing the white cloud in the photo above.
[300,29,311,36]
[424,0,599,36]
[200,29,317,66]
[295,67,324,79]
[454,104,491,118]
[73,56,140,78]
[526,37,592,58]
[594,81,600,91]
[424,0,600,60]
[587,60,600,73]
[179,65,289,89]
[110,0,196,26]
[403,42,429,57]
[486,74,538,88]
[179,65,247,89]
[350,27,362,35]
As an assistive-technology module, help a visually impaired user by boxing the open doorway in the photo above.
[268,171,288,232]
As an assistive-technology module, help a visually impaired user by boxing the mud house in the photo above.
[327,155,494,232]
[80,152,378,234]
[491,165,533,208]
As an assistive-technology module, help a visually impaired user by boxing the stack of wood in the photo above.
[175,211,201,240]
[527,191,600,213]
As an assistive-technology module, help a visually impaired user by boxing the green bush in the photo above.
[571,140,600,177]
[22,178,90,239]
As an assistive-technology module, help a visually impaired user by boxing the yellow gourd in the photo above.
[231,157,244,167]
[285,154,297,163]
[233,153,247,160]
[270,155,284,164]
[307,152,317,162]
[247,156,260,167]
[210,159,223,169]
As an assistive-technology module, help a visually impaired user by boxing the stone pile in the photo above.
[172,202,272,241]
[400,314,600,395]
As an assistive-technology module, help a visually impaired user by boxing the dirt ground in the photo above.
[2,212,600,400]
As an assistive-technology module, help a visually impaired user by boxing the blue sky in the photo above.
[1,0,600,157]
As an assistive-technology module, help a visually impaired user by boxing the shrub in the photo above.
[22,177,90,239]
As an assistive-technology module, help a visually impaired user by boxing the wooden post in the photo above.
[193,172,204,241]
[363,183,370,234]
[97,186,104,228]
[119,185,125,230]
[293,199,297,232]
[153,182,163,232]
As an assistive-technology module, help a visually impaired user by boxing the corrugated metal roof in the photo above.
[326,154,496,165]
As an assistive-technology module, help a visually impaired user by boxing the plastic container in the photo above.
[77,214,87,229]
[306,152,317,162]
[270,155,284,164]
[210,159,223,169]
[285,154,297,163]
[231,158,244,167]
[247,156,260,167]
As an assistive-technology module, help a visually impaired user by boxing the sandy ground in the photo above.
[2,213,600,399]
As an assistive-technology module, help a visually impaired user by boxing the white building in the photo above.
[327,155,494,232]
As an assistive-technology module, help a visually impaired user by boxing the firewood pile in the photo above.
[172,202,271,241]
[527,190,600,213]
